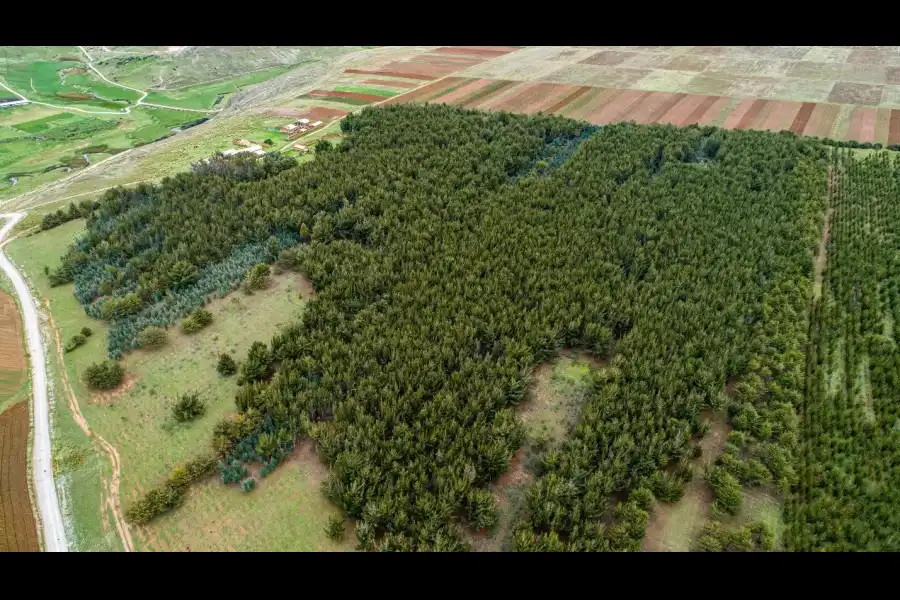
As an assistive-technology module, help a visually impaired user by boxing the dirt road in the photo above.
[0,213,68,552]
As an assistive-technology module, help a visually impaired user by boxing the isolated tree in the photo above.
[172,393,206,423]
[217,353,237,376]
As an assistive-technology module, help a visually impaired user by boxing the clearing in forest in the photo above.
[468,350,601,552]
[642,411,730,552]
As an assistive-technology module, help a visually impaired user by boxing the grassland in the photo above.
[5,219,349,552]
[144,66,297,110]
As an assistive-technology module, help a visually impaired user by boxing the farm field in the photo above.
[0,289,27,415]
[36,102,900,553]
[0,402,40,552]
[388,76,900,144]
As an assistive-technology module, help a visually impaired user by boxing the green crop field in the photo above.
[333,86,398,98]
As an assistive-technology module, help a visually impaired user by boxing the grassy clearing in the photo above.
[6,219,342,551]
[643,411,730,552]
[140,442,354,552]
[144,66,296,110]
[470,350,597,552]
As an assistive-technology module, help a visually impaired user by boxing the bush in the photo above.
[137,326,168,349]
[237,341,274,385]
[217,353,237,376]
[172,393,206,423]
[64,334,87,353]
[316,139,333,154]
[707,466,743,516]
[325,515,345,541]
[100,293,142,321]
[181,307,213,334]
[125,453,216,524]
[242,263,272,294]
[80,326,93,338]
[240,477,256,493]
[83,361,125,390]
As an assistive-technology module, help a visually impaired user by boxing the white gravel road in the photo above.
[0,213,69,552]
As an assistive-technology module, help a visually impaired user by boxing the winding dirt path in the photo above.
[44,300,134,552]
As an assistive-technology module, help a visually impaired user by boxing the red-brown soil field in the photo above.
[0,402,40,552]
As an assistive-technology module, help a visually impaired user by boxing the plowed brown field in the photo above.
[0,291,26,396]
[0,402,40,552]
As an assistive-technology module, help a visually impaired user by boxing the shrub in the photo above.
[137,326,168,349]
[325,515,345,541]
[80,326,93,337]
[242,263,271,293]
[83,361,125,390]
[181,307,213,334]
[64,334,87,353]
[237,341,274,385]
[707,466,743,516]
[240,477,256,493]
[217,353,237,376]
[172,393,206,423]
[100,293,142,321]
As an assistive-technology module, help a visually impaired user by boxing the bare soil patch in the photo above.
[828,82,884,106]
[588,89,651,125]
[662,55,712,72]
[546,85,592,115]
[890,109,900,145]
[90,372,139,406]
[344,69,435,81]
[432,47,511,59]
[805,103,840,138]
[580,50,636,67]
[696,97,734,126]
[0,402,40,552]
[790,102,817,135]
[886,67,900,86]
[847,49,894,65]
[682,95,719,126]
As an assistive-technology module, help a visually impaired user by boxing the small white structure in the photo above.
[294,144,309,153]
[311,120,323,128]
[222,144,264,157]
[298,118,310,124]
